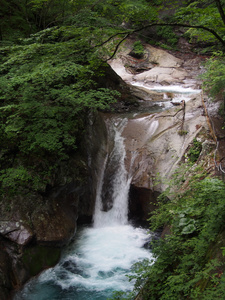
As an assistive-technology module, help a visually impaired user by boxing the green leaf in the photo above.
[181,224,196,235]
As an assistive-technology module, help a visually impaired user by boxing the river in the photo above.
[14,80,202,300]
[14,117,154,300]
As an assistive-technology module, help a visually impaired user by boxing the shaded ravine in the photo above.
[14,117,153,300]
[13,82,203,299]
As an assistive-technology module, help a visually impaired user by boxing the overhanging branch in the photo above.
[214,0,225,26]
[106,33,130,61]
[99,22,225,60]
[144,23,225,49]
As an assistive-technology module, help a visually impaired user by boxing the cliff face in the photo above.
[0,159,83,300]
[88,92,214,224]
[0,61,140,299]
[123,93,208,190]
[106,41,215,222]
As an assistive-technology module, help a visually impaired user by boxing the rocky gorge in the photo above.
[107,40,218,220]
[0,40,223,299]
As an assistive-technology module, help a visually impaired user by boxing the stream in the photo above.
[14,84,201,300]
[14,117,153,300]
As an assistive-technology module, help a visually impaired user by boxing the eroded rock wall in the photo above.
[107,41,213,222]
[0,149,93,299]
[88,90,212,224]
[109,39,204,88]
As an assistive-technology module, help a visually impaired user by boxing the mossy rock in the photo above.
[22,245,61,277]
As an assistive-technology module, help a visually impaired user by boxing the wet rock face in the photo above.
[0,177,86,298]
[0,221,33,246]
[107,39,210,195]
[21,245,61,278]
[31,183,80,246]
[85,112,109,215]
[129,185,160,223]
[100,149,123,212]
[109,39,204,89]
[0,248,14,300]
[101,171,115,212]
[122,94,209,192]
[31,202,77,246]
[0,182,80,247]
[95,64,140,111]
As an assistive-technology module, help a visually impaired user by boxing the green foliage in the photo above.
[0,0,158,44]
[111,290,135,300]
[0,40,116,155]
[133,41,144,55]
[174,1,225,47]
[115,0,159,25]
[0,23,121,195]
[0,0,163,198]
[178,129,188,136]
[0,0,35,42]
[117,169,225,299]
[129,41,145,58]
[202,52,225,97]
[155,26,178,47]
[187,138,202,163]
[0,167,40,193]
[201,51,225,118]
[2,0,225,53]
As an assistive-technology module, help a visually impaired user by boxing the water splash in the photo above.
[15,225,153,300]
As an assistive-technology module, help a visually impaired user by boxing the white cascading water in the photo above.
[14,117,153,300]
[93,118,131,227]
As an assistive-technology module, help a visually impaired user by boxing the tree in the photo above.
[0,0,163,196]
[201,52,225,113]
[0,21,120,195]
[0,0,35,41]
[172,0,225,50]
[97,0,225,56]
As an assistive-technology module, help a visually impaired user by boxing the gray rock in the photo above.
[0,221,33,246]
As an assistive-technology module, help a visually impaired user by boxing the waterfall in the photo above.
[93,117,131,227]
[14,116,153,300]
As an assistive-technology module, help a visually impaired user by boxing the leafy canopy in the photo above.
[201,51,225,97]
[0,0,163,198]
[0,16,124,195]
[171,0,225,49]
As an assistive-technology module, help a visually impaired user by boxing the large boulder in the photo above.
[123,93,210,191]
[0,221,33,246]
[109,39,203,88]
[0,164,86,298]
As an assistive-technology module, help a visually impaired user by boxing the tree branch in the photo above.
[93,31,132,49]
[132,23,225,49]
[105,33,130,61]
[214,0,225,26]
[97,21,225,61]
[156,107,183,119]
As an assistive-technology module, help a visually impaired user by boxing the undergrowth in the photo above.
[111,166,225,299]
